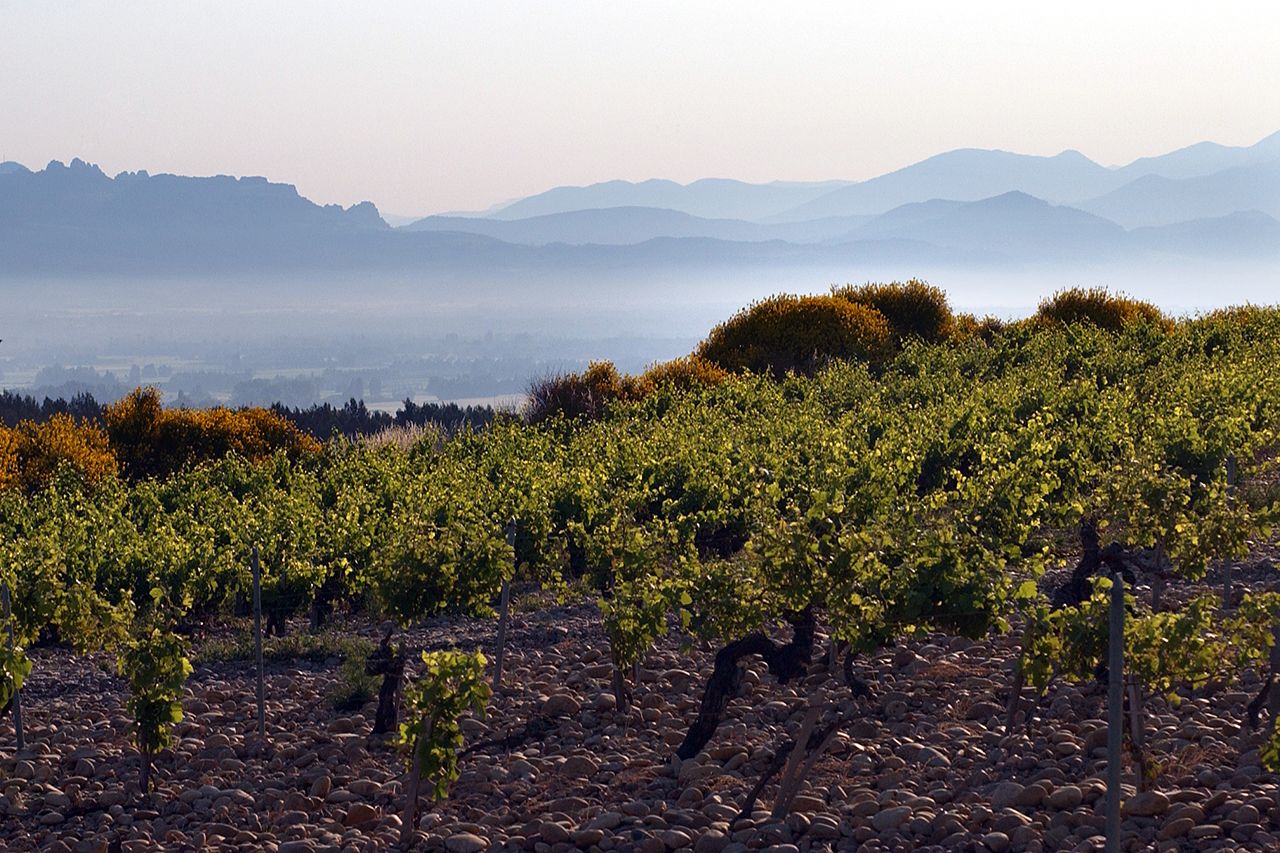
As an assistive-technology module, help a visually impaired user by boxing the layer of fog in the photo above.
[3,258,1275,408]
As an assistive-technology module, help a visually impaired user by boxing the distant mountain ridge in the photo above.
[847,192,1127,260]
[403,206,874,245]
[0,158,386,231]
[2,130,1276,278]
[1111,130,1280,182]
[425,129,1279,228]
[486,177,853,222]
[1078,161,1280,228]
[774,149,1122,221]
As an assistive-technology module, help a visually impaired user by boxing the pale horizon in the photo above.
[3,1,1278,215]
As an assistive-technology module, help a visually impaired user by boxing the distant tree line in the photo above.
[0,389,495,439]
[0,390,106,427]
[269,398,495,439]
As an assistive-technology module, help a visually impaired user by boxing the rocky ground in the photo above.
[4,560,1280,853]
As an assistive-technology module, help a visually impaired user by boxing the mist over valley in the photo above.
[3,131,1278,408]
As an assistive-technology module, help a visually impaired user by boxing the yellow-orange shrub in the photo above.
[105,387,321,479]
[832,279,955,343]
[639,355,729,391]
[697,294,893,378]
[952,312,1006,343]
[1035,288,1169,331]
[0,414,118,493]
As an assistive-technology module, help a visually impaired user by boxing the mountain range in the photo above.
[2,131,1277,278]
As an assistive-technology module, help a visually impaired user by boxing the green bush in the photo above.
[697,294,893,378]
[329,652,378,711]
[1034,288,1168,331]
[833,279,955,343]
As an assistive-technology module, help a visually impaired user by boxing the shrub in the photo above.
[105,387,321,479]
[697,294,893,378]
[329,648,379,711]
[527,355,731,424]
[953,312,1007,343]
[832,279,955,343]
[526,361,648,424]
[639,355,729,391]
[1034,288,1169,331]
[0,414,118,493]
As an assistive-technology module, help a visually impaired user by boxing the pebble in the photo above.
[445,833,489,853]
[981,831,1010,852]
[543,693,581,717]
[1047,785,1083,810]
[342,803,379,827]
[1123,791,1169,817]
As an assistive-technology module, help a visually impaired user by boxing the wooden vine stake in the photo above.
[492,519,517,692]
[771,702,821,819]
[1,581,24,752]
[1269,623,1280,732]
[252,545,266,740]
[1105,571,1124,853]
[1126,679,1148,792]
[1224,453,1237,610]
[400,717,435,849]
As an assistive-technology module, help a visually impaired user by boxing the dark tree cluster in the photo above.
[0,390,104,428]
[269,399,393,439]
[271,397,495,440]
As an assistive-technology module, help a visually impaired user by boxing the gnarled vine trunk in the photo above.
[367,625,406,736]
[677,608,815,760]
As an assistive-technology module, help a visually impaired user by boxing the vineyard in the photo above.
[3,287,1280,852]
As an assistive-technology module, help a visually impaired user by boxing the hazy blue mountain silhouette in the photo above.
[0,160,951,275]
[1079,161,1280,228]
[0,159,386,231]
[481,131,1280,226]
[844,192,1126,260]
[0,159,398,273]
[839,199,967,240]
[402,206,872,245]
[1129,211,1280,257]
[3,133,1278,279]
[1111,130,1280,182]
[486,178,852,221]
[774,149,1124,220]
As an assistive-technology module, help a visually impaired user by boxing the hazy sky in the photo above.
[3,2,1278,215]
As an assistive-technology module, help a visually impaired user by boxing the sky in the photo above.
[2,1,1278,216]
